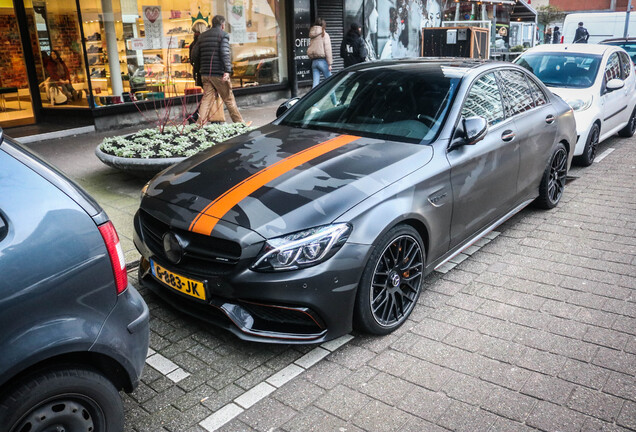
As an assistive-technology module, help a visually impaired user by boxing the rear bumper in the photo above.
[135,236,369,344]
[91,285,149,391]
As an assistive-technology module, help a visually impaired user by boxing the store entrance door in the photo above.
[0,1,36,127]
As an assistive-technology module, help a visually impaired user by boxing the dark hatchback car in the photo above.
[135,59,575,343]
[0,133,149,431]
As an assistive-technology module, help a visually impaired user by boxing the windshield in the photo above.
[280,66,461,144]
[515,52,602,88]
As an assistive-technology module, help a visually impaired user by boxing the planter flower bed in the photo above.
[96,123,252,176]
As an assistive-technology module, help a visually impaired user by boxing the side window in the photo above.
[461,73,505,126]
[605,53,621,82]
[526,76,548,107]
[619,51,632,79]
[498,70,535,116]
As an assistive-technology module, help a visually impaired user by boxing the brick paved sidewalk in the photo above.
[209,136,636,431]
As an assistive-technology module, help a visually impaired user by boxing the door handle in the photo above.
[501,130,515,142]
[545,115,556,124]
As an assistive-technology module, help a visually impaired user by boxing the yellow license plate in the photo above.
[151,260,206,301]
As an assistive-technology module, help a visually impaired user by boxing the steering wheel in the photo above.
[416,114,437,128]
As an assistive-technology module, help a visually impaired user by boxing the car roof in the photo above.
[524,43,614,56]
[600,37,636,43]
[346,58,504,77]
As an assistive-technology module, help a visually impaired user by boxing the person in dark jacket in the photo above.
[573,22,589,43]
[191,15,244,124]
[340,23,368,67]
[552,26,561,44]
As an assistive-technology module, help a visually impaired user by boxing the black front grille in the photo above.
[138,209,242,277]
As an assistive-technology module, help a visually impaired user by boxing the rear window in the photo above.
[515,52,602,88]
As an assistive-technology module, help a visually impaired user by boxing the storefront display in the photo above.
[79,0,287,107]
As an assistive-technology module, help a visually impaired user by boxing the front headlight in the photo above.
[140,181,150,199]
[567,96,593,112]
[252,223,351,272]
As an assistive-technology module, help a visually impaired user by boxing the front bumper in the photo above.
[572,109,600,156]
[135,229,370,344]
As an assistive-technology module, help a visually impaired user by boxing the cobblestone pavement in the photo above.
[19,112,636,431]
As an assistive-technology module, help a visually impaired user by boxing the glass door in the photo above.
[0,0,36,127]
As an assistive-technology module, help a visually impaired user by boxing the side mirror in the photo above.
[606,78,625,92]
[450,116,488,150]
[276,97,300,117]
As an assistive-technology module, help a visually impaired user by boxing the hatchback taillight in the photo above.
[98,221,128,294]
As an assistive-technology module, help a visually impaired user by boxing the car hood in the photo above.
[144,124,433,239]
[547,86,594,103]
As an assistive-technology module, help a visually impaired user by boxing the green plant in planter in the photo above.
[99,123,252,159]
[510,45,525,53]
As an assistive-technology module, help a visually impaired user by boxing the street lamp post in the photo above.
[624,0,633,38]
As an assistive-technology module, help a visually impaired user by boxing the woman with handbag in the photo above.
[307,18,333,88]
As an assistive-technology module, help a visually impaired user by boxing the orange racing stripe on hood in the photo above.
[189,134,360,235]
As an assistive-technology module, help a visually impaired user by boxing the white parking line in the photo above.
[198,333,355,431]
[145,352,190,383]
[595,148,615,163]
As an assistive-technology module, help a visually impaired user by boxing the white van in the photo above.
[562,12,636,44]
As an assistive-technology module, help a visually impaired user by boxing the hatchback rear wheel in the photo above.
[354,225,425,335]
[618,107,636,137]
[0,366,123,432]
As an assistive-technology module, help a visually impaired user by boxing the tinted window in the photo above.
[498,70,535,116]
[461,73,505,126]
[526,77,548,106]
[604,41,636,63]
[515,52,601,88]
[605,52,621,82]
[280,66,462,143]
[619,51,632,78]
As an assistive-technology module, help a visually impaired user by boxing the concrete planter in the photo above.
[95,146,185,177]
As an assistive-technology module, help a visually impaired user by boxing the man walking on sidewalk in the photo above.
[340,22,368,68]
[192,15,244,124]
[573,22,589,43]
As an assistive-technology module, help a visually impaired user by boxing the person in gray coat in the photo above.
[192,15,244,124]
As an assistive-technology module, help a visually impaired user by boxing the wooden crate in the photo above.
[421,27,490,60]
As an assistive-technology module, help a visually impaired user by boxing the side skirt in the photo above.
[430,198,535,272]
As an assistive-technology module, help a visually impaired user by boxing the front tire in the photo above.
[574,123,599,166]
[0,366,124,432]
[354,225,425,335]
[536,142,568,209]
[618,107,636,137]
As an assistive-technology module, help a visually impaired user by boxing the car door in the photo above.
[618,50,636,122]
[601,51,628,133]
[497,68,558,199]
[446,71,520,248]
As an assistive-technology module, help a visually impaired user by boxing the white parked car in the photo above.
[515,44,636,165]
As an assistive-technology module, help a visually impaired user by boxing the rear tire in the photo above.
[618,107,636,137]
[0,366,124,432]
[354,225,425,335]
[536,142,568,210]
[574,123,599,167]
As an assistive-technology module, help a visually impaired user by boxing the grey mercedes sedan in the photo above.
[135,59,576,343]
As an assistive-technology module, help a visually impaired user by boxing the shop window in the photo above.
[80,0,287,107]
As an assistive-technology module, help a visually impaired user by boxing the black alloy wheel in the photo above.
[0,367,123,432]
[618,107,636,137]
[575,123,599,167]
[354,225,425,334]
[536,142,568,209]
